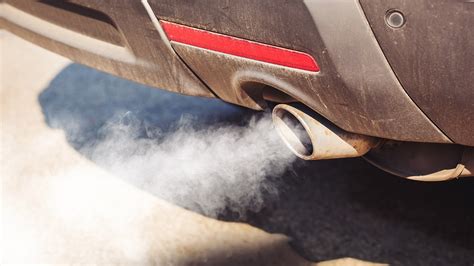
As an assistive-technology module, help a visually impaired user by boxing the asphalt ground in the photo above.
[2,31,473,265]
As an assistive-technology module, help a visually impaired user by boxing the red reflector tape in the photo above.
[160,20,320,72]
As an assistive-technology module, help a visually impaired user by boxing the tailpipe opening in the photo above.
[272,104,379,160]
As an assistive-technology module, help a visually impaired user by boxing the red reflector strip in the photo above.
[160,20,320,72]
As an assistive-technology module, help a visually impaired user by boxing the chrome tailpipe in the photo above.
[272,104,379,160]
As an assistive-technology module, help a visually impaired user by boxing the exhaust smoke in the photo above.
[36,64,297,218]
[81,111,296,217]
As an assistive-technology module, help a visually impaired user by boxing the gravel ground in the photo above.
[242,159,474,265]
[38,63,474,266]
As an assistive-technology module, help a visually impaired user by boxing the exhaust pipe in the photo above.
[272,104,378,160]
[407,147,474,181]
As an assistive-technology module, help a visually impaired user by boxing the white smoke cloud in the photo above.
[81,111,296,217]
[32,63,298,218]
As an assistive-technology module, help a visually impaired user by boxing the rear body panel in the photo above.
[359,0,474,145]
[153,0,450,144]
